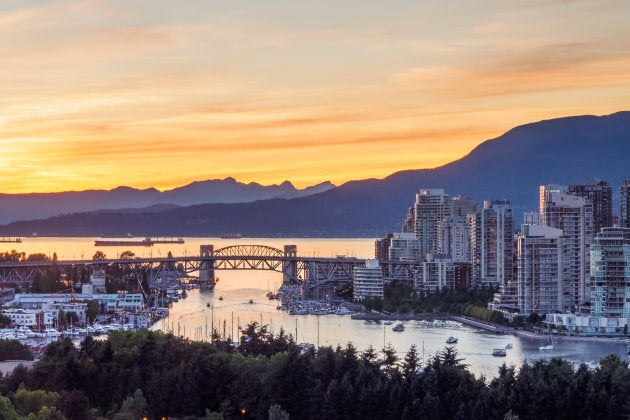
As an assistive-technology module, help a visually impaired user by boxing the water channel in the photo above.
[7,237,630,377]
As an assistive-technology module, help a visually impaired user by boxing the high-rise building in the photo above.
[375,233,394,260]
[590,227,630,318]
[621,180,630,228]
[438,215,471,263]
[414,189,451,260]
[471,200,515,290]
[451,195,477,218]
[523,211,541,226]
[418,254,455,294]
[402,206,415,234]
[353,259,384,302]
[517,224,563,315]
[540,185,594,312]
[568,180,612,234]
[388,233,420,261]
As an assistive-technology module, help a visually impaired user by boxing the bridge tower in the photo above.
[199,245,216,288]
[282,245,298,285]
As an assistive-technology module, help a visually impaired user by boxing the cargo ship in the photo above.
[95,237,154,247]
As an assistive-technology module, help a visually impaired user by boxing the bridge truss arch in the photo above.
[214,245,284,258]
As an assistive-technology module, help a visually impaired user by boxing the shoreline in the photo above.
[352,312,630,345]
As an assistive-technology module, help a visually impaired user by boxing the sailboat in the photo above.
[539,326,554,351]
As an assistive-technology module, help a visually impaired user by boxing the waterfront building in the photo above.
[621,180,630,228]
[545,313,630,335]
[45,301,88,325]
[517,224,563,315]
[540,185,593,312]
[414,189,451,260]
[2,308,42,328]
[418,254,455,293]
[353,259,384,302]
[568,180,613,234]
[590,227,630,318]
[471,200,514,289]
[438,215,471,263]
[388,232,420,261]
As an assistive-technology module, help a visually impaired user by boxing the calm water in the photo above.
[6,237,629,377]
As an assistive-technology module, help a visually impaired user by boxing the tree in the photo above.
[268,404,290,420]
[85,300,100,324]
[57,390,91,420]
[119,251,135,260]
[65,312,79,326]
[115,389,147,420]
[0,395,20,420]
[0,313,12,328]
[92,251,106,260]
[13,389,59,417]
[57,310,67,328]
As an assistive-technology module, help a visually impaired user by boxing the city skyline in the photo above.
[1,1,629,194]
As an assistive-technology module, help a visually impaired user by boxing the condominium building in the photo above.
[590,227,630,318]
[374,233,394,260]
[517,224,563,315]
[621,180,630,228]
[471,200,514,288]
[353,259,384,302]
[414,189,451,260]
[540,185,593,312]
[388,232,420,261]
[402,206,415,234]
[438,215,471,263]
[451,195,477,218]
[568,180,613,235]
[418,254,455,293]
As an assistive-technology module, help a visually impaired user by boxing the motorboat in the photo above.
[492,348,507,357]
[392,323,405,332]
[505,343,513,349]
[446,336,458,344]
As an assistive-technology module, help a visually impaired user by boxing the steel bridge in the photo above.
[0,244,420,290]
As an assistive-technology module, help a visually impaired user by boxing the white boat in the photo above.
[539,327,554,351]
[492,348,507,357]
[392,323,405,332]
[384,320,394,325]
[44,328,60,337]
[335,306,353,315]
[446,336,458,344]
[505,343,513,349]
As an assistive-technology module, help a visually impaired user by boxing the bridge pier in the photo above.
[282,245,297,285]
[199,245,216,289]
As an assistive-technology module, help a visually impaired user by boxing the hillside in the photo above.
[1,111,629,237]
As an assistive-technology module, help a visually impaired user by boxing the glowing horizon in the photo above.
[1,1,629,194]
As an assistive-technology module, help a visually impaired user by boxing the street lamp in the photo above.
[241,408,246,418]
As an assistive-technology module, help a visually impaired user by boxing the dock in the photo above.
[0,237,22,243]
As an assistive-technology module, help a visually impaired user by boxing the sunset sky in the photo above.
[1,0,629,193]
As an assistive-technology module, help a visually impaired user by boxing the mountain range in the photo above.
[1,111,629,238]
[0,178,335,224]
